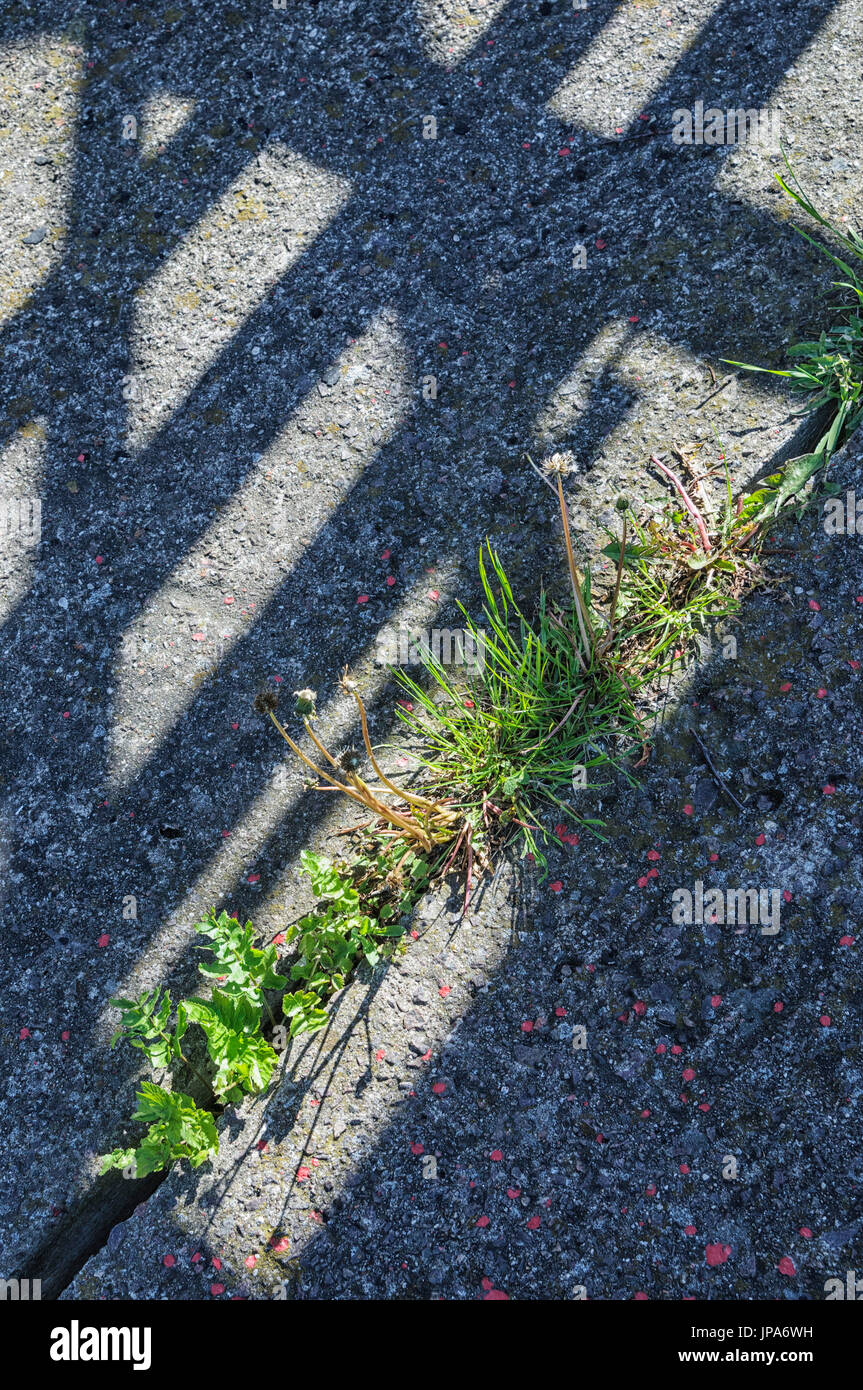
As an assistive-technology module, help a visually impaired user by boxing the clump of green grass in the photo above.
[604,447,781,677]
[389,458,652,875]
[392,540,646,872]
[725,154,863,462]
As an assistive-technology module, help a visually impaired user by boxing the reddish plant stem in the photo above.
[650,454,712,554]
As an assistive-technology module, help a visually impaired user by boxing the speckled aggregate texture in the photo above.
[1,0,861,1300]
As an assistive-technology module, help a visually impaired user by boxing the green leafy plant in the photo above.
[183,990,279,1103]
[103,911,287,1175]
[109,986,186,1071]
[103,860,417,1177]
[280,988,330,1039]
[725,154,863,463]
[195,909,286,1014]
[100,1082,218,1178]
[277,851,405,1036]
[349,838,432,924]
[298,848,364,910]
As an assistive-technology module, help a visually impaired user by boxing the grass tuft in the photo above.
[725,152,863,462]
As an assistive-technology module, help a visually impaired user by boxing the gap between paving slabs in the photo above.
[23,419,862,1300]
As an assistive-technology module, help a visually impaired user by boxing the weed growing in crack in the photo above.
[101,920,285,1177]
[604,432,838,693]
[102,865,415,1176]
[726,154,863,462]
[101,1082,219,1179]
[261,433,834,889]
[604,456,761,677]
[391,537,644,872]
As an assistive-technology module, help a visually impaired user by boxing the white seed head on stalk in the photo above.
[545,452,572,476]
[293,688,317,716]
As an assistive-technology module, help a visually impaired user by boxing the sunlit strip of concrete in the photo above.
[125,142,352,452]
[108,315,411,791]
[0,33,80,327]
[547,1,724,140]
[415,0,509,67]
[713,0,863,218]
[137,90,195,165]
[0,419,45,626]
